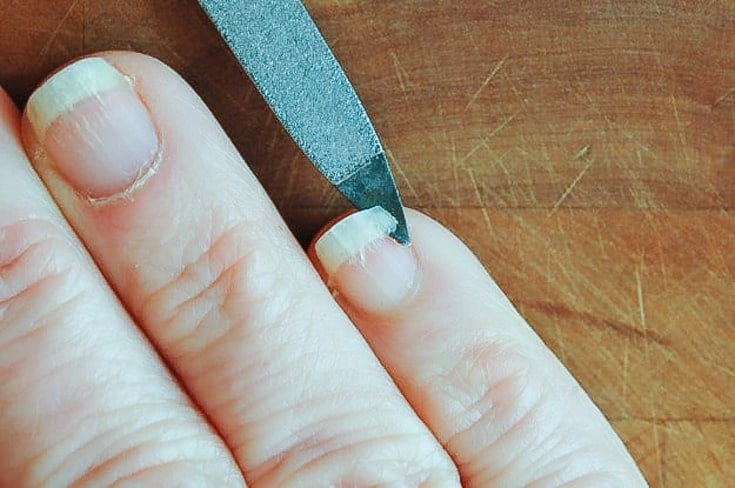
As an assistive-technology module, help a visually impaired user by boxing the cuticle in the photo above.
[85,134,163,206]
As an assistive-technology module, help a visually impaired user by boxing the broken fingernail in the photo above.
[315,207,418,314]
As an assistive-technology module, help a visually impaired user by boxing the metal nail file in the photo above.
[199,0,410,244]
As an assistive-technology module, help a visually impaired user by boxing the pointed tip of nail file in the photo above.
[390,218,410,245]
[336,152,410,245]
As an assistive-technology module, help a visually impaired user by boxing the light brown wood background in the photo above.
[1,1,733,485]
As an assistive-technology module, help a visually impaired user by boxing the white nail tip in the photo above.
[27,57,126,136]
[315,206,398,276]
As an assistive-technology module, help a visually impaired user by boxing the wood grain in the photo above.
[1,1,733,485]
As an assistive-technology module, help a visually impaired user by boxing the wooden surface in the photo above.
[1,1,733,485]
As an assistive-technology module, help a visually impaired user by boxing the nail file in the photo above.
[198,0,410,243]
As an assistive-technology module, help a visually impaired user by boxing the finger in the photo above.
[0,88,240,485]
[310,208,648,486]
[22,54,459,486]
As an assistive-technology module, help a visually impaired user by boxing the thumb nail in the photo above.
[315,207,418,314]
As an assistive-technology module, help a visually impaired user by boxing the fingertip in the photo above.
[19,51,206,203]
[309,207,482,318]
[310,207,420,315]
[21,55,160,200]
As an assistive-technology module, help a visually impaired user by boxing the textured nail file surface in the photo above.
[199,0,409,243]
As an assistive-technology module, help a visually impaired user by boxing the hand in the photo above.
[0,53,646,486]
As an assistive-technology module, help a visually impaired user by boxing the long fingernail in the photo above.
[315,207,418,314]
[27,57,159,199]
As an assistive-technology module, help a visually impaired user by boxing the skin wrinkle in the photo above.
[0,220,85,337]
[0,283,87,386]
[530,448,630,488]
[260,431,445,487]
[55,424,168,486]
[228,349,389,461]
[6,327,100,486]
[25,355,148,485]
[0,255,78,313]
[251,400,393,470]
[500,394,565,476]
[442,355,547,482]
[70,420,214,487]
[168,252,251,356]
[470,407,542,486]
[140,223,256,348]
[520,418,576,484]
[0,293,91,470]
[232,337,451,483]
[526,447,614,488]
[464,372,615,487]
[106,462,214,488]
[0,242,57,308]
[423,339,538,440]
[0,217,73,270]
[35,367,235,487]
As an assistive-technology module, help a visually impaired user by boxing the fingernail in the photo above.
[315,207,418,313]
[27,57,158,199]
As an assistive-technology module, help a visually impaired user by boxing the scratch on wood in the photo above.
[636,262,664,484]
[390,51,410,96]
[82,0,86,49]
[385,148,420,204]
[465,54,509,111]
[36,0,81,67]
[466,167,493,229]
[459,140,487,165]
[612,416,735,423]
[459,113,516,164]
[646,43,667,84]
[549,157,596,215]
[523,154,539,205]
[489,113,516,137]
[555,325,567,362]
[494,149,518,206]
[622,336,630,403]
[267,128,280,151]
[509,76,530,108]
[449,136,461,206]
[635,267,647,333]
[670,94,691,164]
[573,144,591,160]
[577,91,654,155]
[710,359,735,378]
[281,153,301,205]
[713,87,735,108]
[651,389,664,482]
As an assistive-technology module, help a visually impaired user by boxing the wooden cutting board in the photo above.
[1,1,733,485]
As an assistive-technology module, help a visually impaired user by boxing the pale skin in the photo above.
[0,52,648,486]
